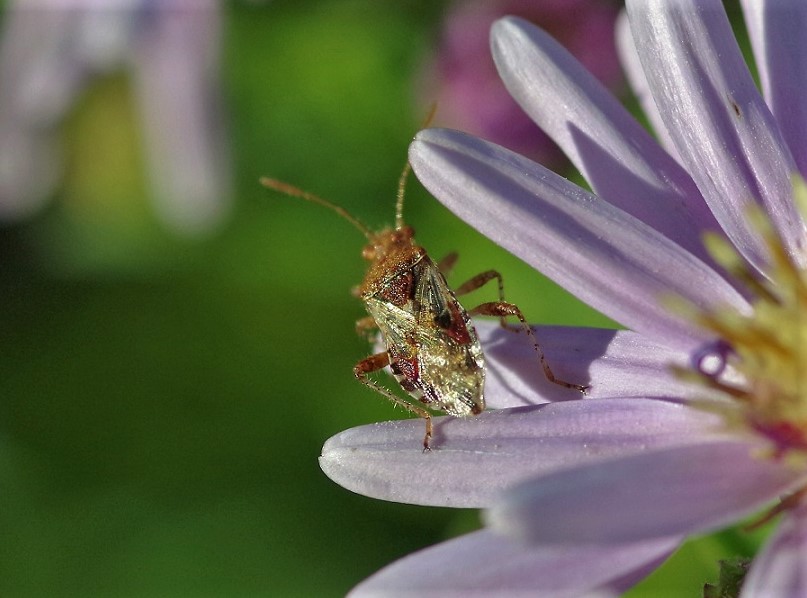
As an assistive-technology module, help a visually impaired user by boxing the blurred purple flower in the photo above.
[320,0,807,595]
[0,0,231,235]
[420,0,622,168]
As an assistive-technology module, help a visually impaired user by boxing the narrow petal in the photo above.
[613,10,680,161]
[349,528,681,598]
[741,0,807,180]
[741,503,807,598]
[476,322,703,408]
[319,399,731,507]
[410,128,751,351]
[487,440,806,544]
[626,0,807,270]
[491,16,716,264]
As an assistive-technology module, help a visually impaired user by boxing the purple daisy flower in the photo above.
[320,0,807,595]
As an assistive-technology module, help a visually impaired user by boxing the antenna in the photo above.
[394,161,412,231]
[394,103,438,230]
[260,177,373,240]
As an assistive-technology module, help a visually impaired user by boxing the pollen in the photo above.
[686,177,807,458]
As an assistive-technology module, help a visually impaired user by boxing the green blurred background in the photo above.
[0,1,773,596]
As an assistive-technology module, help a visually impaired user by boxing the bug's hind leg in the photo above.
[468,301,589,394]
[354,351,433,451]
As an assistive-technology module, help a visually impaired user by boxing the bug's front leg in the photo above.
[436,251,459,278]
[469,301,589,394]
[353,352,434,451]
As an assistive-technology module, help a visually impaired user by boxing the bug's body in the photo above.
[262,158,586,450]
[358,226,485,419]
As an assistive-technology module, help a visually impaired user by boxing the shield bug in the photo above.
[262,161,587,450]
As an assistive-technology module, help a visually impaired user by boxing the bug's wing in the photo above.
[364,297,417,359]
[414,258,473,344]
[413,259,485,416]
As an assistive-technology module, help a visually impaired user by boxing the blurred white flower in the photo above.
[0,0,232,236]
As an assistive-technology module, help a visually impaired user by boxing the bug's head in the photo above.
[362,225,415,262]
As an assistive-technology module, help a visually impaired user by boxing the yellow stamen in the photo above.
[684,175,807,457]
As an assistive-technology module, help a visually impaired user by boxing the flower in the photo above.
[0,0,231,235]
[320,0,807,596]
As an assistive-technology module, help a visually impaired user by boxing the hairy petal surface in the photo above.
[491,16,715,263]
[626,0,806,271]
[349,528,681,598]
[487,441,807,544]
[741,503,807,598]
[410,128,750,351]
[476,322,703,407]
[741,0,807,180]
[320,399,731,507]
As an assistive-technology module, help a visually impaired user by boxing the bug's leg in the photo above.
[469,301,589,394]
[354,352,434,451]
[436,251,459,278]
[355,316,378,341]
[454,270,513,329]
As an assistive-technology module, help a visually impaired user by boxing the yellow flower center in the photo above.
[685,177,807,459]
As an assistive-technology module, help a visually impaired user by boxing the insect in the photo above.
[261,161,587,450]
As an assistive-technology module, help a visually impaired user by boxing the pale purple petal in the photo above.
[349,528,681,598]
[614,10,680,161]
[741,0,807,180]
[490,16,717,264]
[626,0,807,271]
[741,503,807,598]
[410,128,751,351]
[476,322,704,408]
[487,440,807,544]
[319,399,731,507]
